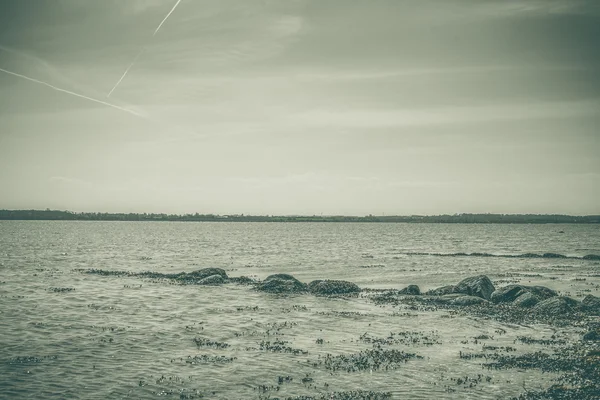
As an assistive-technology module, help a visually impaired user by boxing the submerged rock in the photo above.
[533,296,580,316]
[258,274,308,294]
[398,284,421,295]
[308,280,361,295]
[453,275,495,300]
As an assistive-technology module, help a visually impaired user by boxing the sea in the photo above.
[0,221,599,399]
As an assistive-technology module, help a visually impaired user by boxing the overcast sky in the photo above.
[1,0,599,215]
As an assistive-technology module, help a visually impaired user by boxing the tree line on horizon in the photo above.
[0,209,598,223]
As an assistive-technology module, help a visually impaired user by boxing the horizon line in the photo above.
[1,209,599,218]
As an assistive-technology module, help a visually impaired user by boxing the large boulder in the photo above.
[453,275,495,300]
[582,295,600,314]
[308,280,361,296]
[398,285,421,295]
[258,274,308,294]
[533,296,580,316]
[491,285,557,304]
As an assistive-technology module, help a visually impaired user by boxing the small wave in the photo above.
[401,252,600,261]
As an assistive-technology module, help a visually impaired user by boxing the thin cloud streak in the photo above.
[153,0,183,37]
[0,67,144,117]
[107,47,146,97]
[107,0,183,97]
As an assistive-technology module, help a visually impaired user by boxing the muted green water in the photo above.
[1,221,599,399]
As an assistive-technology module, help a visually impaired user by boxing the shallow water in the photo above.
[1,221,599,399]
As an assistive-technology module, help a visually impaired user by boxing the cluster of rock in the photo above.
[175,268,229,285]
[176,269,363,296]
[257,274,361,296]
[390,275,600,340]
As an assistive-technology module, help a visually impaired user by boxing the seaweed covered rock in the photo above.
[533,296,580,316]
[450,295,488,306]
[187,268,228,280]
[581,295,600,314]
[258,274,308,294]
[490,284,557,304]
[198,274,226,285]
[429,293,465,304]
[398,285,421,295]
[426,285,456,296]
[453,275,495,300]
[308,280,361,296]
[229,276,255,285]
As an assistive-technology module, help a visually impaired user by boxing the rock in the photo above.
[257,274,308,294]
[490,284,557,304]
[582,295,600,314]
[526,286,559,301]
[513,292,539,308]
[308,280,361,295]
[451,295,487,306]
[187,268,228,280]
[583,329,600,341]
[229,276,255,285]
[490,285,527,304]
[398,285,420,295]
[533,296,580,315]
[426,285,456,296]
[198,274,226,285]
[453,275,495,300]
[542,253,567,259]
[431,293,465,304]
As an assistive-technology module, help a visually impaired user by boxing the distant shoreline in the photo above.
[1,210,599,224]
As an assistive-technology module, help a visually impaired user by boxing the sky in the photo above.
[0,0,599,215]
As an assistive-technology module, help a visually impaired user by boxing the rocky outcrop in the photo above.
[453,275,495,300]
[533,296,580,316]
[398,285,421,295]
[258,274,308,294]
[308,280,361,296]
[490,285,557,304]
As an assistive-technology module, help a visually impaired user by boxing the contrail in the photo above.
[107,47,145,97]
[153,0,183,36]
[108,0,183,97]
[0,67,144,117]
